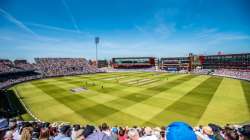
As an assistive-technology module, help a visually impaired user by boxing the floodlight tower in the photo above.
[95,37,100,68]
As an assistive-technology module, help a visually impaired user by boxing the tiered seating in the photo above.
[0,59,18,73]
[35,58,99,77]
[213,69,250,81]
[14,60,35,71]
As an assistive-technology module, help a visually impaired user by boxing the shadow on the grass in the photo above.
[0,89,33,120]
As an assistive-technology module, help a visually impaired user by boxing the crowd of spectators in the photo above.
[213,69,250,81]
[0,119,249,140]
[191,68,250,81]
[0,75,42,89]
[0,59,36,74]
[35,58,100,77]
[192,69,212,75]
[0,58,102,90]
[14,60,35,71]
[0,60,19,74]
[0,59,41,89]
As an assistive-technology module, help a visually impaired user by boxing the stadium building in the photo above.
[160,57,190,71]
[111,57,156,69]
[200,53,250,70]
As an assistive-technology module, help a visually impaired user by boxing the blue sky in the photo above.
[0,0,249,62]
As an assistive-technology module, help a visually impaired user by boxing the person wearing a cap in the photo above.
[110,127,118,140]
[166,122,197,140]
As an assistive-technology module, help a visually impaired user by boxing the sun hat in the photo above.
[166,122,197,140]
[111,127,118,133]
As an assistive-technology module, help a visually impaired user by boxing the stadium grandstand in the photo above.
[0,52,250,140]
[201,53,250,70]
[111,57,156,69]
[160,57,189,71]
[35,58,100,77]
[1,0,250,139]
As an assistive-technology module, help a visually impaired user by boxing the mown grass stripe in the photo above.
[115,75,197,107]
[119,75,196,102]
[241,81,250,113]
[147,76,223,126]
[75,104,118,122]
[198,78,250,125]
[54,76,128,95]
[16,83,86,122]
[31,80,114,123]
[54,73,181,98]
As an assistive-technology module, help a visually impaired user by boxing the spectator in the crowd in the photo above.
[127,128,139,140]
[118,128,126,140]
[152,127,162,140]
[71,124,81,140]
[39,127,50,140]
[195,126,215,140]
[4,130,13,140]
[140,127,157,140]
[110,127,119,140]
[83,125,95,139]
[54,125,72,140]
[86,123,112,140]
[166,122,197,140]
[20,127,32,140]
[1,118,250,140]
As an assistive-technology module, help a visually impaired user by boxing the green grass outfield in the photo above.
[10,72,250,126]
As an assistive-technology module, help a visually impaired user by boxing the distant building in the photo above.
[160,57,190,71]
[14,59,28,65]
[201,53,250,69]
[111,57,156,69]
[160,52,250,71]
[98,60,109,68]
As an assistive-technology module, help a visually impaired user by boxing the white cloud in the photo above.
[193,28,250,45]
[26,23,80,34]
[0,8,39,38]
[61,0,80,33]
[134,9,176,40]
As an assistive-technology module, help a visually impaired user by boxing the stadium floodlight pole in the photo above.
[95,37,100,68]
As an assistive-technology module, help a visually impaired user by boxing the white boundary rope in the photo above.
[13,87,42,122]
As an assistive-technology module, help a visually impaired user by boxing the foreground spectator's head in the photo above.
[59,125,71,136]
[144,127,152,136]
[4,131,13,140]
[153,127,162,140]
[39,128,50,140]
[101,123,109,131]
[166,122,197,140]
[111,127,118,134]
[73,124,81,131]
[21,127,33,140]
[238,124,250,139]
[128,128,140,140]
[119,128,125,137]
[202,126,213,136]
[83,125,95,138]
[8,118,17,130]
